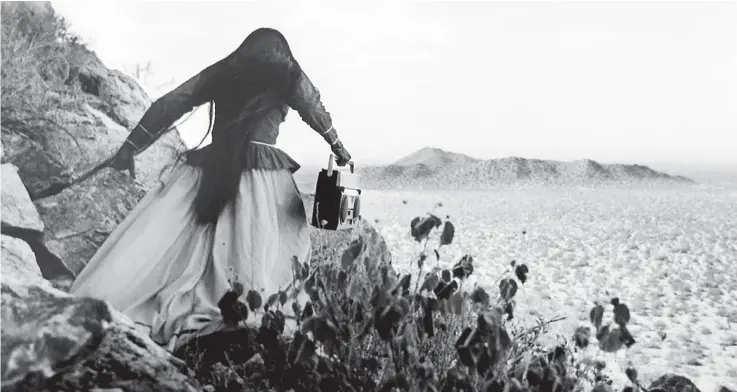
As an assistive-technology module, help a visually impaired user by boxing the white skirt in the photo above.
[70,164,312,351]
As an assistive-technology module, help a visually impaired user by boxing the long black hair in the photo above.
[168,28,303,224]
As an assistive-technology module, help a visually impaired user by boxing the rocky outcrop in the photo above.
[33,170,147,275]
[301,191,391,266]
[0,4,399,391]
[2,163,74,280]
[309,216,392,267]
[1,2,185,272]
[1,164,45,232]
[0,233,199,392]
[0,4,198,389]
[1,235,44,285]
[1,186,391,392]
[1,28,184,198]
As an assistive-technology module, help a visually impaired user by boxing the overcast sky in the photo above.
[52,1,736,167]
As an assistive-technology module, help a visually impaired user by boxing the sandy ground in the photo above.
[359,184,737,391]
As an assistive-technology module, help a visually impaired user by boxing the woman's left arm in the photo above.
[123,64,220,154]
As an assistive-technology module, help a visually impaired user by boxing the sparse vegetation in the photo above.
[1,2,92,172]
[173,213,651,392]
[2,4,730,392]
[1,2,84,123]
[122,59,176,91]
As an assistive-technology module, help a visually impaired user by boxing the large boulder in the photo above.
[1,53,184,198]
[34,169,147,275]
[1,235,45,285]
[1,1,185,272]
[0,234,199,392]
[301,191,392,268]
[1,164,44,232]
[1,163,74,280]
[309,217,392,267]
[1,28,184,197]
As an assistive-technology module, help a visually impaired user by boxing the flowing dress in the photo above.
[70,60,340,352]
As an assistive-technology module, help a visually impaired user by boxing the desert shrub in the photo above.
[175,210,648,392]
[1,2,83,123]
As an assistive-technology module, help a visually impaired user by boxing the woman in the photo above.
[70,28,351,352]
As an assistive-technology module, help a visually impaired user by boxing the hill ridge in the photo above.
[357,147,694,189]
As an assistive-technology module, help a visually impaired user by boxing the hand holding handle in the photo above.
[327,154,355,177]
[330,139,351,167]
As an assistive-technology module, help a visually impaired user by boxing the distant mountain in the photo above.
[393,147,481,167]
[357,148,695,189]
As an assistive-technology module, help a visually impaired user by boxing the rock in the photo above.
[49,277,75,293]
[1,164,44,232]
[1,164,74,280]
[591,384,614,392]
[0,219,74,280]
[35,169,147,274]
[0,254,198,392]
[2,2,186,275]
[3,53,185,199]
[1,283,113,390]
[302,190,392,266]
[46,311,199,392]
[647,374,702,392]
[2,284,196,391]
[307,208,392,268]
[1,235,47,286]
[355,218,393,266]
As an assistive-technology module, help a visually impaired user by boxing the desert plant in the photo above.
[177,208,650,392]
[1,2,84,121]
[122,60,176,92]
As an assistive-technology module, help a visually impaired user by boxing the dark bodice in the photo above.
[126,65,340,174]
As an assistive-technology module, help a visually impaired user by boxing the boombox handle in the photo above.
[327,154,355,177]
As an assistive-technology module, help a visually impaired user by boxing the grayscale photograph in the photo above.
[1,1,735,391]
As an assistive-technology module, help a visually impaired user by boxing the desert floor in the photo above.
[359,184,737,391]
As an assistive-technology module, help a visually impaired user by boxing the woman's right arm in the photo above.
[287,69,352,165]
